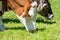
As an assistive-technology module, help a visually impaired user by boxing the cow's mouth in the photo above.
[47,14,54,20]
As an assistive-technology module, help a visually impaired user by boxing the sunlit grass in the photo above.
[0,0,60,40]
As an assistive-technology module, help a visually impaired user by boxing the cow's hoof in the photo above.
[31,30,36,33]
[0,25,5,31]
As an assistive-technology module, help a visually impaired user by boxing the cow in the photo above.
[0,0,38,32]
[0,0,54,32]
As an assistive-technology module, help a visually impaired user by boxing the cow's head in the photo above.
[37,0,54,20]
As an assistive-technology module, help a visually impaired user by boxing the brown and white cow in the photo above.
[0,0,54,32]
[0,0,38,32]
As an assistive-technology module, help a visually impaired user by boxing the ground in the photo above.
[0,0,60,40]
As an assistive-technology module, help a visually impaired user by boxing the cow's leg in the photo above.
[31,13,37,32]
[28,8,37,32]
[17,13,37,32]
[0,1,5,31]
[0,14,5,31]
[28,1,38,32]
[16,4,37,32]
[17,15,36,32]
[16,14,36,32]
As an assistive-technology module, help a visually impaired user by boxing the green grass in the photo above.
[0,0,60,40]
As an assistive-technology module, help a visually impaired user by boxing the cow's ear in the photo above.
[37,3,47,12]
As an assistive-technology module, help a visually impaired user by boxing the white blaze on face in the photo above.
[0,1,2,11]
[16,1,38,31]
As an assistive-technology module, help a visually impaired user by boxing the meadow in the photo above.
[0,0,60,40]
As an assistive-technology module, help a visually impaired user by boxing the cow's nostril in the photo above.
[49,14,53,18]
[47,14,54,20]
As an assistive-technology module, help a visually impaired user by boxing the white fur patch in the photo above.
[31,1,37,7]
[0,1,2,11]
